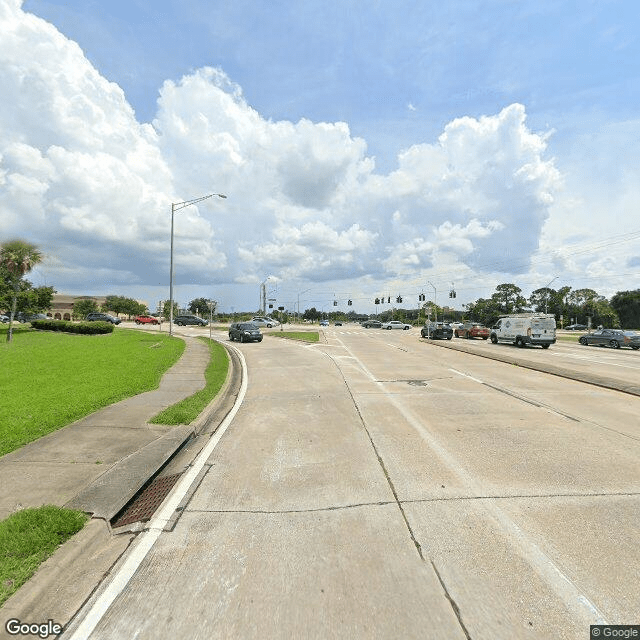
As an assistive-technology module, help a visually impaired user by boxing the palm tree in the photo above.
[0,239,43,343]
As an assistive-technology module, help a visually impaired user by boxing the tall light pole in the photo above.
[297,288,311,325]
[544,276,558,314]
[427,281,437,322]
[169,193,226,336]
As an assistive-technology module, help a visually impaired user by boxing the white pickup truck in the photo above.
[490,314,556,349]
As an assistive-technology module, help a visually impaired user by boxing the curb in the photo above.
[420,338,640,397]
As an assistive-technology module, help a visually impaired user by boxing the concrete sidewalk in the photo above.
[0,331,240,635]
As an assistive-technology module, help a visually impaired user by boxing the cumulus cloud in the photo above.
[1,0,563,306]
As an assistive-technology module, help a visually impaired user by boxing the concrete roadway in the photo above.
[68,325,639,640]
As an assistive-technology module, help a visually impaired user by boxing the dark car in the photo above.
[174,315,208,326]
[579,329,640,350]
[229,322,263,343]
[16,312,50,323]
[361,320,382,328]
[564,323,588,331]
[85,312,121,325]
[421,322,453,340]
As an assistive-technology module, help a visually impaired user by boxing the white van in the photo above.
[490,314,556,349]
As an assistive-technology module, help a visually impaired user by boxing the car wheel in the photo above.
[404,326,409,330]
[516,337,524,348]
[240,334,245,343]
[386,326,392,330]
[482,336,488,340]
[490,335,498,344]
[632,346,639,350]
[266,324,272,328]
[610,340,620,349]
[447,336,452,340]
[135,320,141,325]
[579,337,587,345]
[541,344,550,349]
[258,337,263,342]
[454,331,459,338]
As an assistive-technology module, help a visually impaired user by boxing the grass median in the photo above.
[0,505,88,607]
[0,326,185,457]
[149,337,229,425]
[268,331,319,343]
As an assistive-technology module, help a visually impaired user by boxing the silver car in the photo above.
[579,329,640,350]
[381,320,411,330]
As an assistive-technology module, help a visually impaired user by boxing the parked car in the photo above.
[360,320,382,328]
[455,322,490,339]
[135,315,159,325]
[564,323,588,331]
[173,314,207,326]
[421,322,453,340]
[85,313,121,325]
[334,321,343,326]
[381,320,411,330]
[579,329,640,350]
[16,312,50,323]
[319,320,329,326]
[250,316,279,328]
[229,322,263,343]
[0,314,9,323]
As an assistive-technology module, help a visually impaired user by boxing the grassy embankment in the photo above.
[0,325,185,457]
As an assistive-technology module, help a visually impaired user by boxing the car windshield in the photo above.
[240,323,258,329]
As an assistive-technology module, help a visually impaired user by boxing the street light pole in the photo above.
[169,192,226,336]
[544,276,558,314]
[427,281,437,323]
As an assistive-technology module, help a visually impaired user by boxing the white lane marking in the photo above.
[67,342,249,640]
[449,368,484,385]
[332,336,608,626]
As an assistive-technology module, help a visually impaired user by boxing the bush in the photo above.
[31,319,114,334]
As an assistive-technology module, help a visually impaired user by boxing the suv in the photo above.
[229,322,263,343]
[174,315,208,326]
[85,312,121,325]
[421,322,453,340]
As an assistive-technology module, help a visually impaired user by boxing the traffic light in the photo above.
[396,296,402,303]
[387,296,390,303]
[333,300,337,306]
[375,298,380,305]
[348,299,352,306]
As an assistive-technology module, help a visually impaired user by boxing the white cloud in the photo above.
[1,0,577,308]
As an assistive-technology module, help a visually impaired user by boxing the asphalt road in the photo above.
[67,325,640,640]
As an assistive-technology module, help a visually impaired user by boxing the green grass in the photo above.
[0,506,88,607]
[149,337,229,425]
[269,331,320,343]
[0,327,185,456]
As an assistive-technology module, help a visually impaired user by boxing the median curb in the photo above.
[420,337,640,397]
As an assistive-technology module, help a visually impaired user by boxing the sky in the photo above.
[1,0,639,314]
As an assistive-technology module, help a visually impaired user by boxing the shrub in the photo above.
[31,319,114,334]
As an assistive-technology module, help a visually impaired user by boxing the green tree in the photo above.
[464,297,502,326]
[0,239,43,342]
[162,299,179,321]
[73,298,99,318]
[189,297,216,317]
[491,283,528,314]
[610,290,640,329]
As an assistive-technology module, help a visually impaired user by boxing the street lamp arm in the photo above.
[172,193,227,212]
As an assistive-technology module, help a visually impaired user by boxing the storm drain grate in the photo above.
[111,473,182,528]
